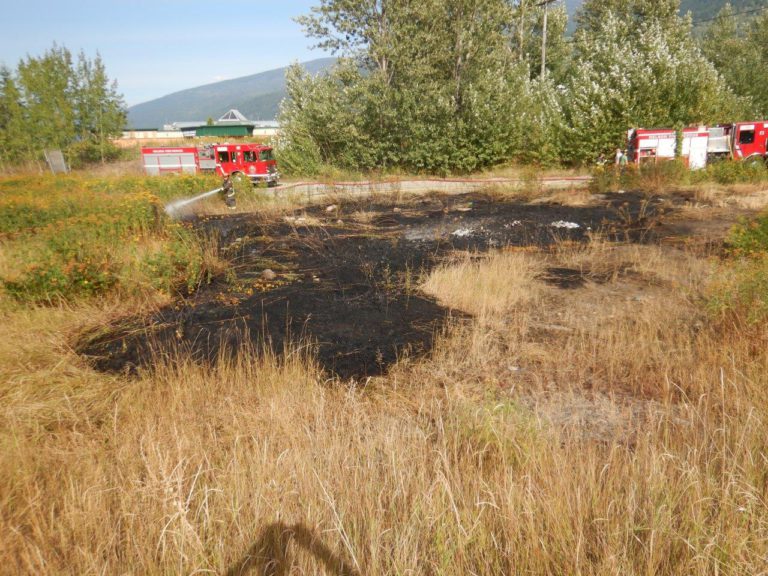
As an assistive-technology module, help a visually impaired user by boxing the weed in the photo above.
[693,159,768,185]
[0,175,221,303]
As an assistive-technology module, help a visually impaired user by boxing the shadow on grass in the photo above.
[225,522,360,576]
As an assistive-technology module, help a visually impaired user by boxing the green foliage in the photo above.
[67,140,122,169]
[709,212,768,322]
[700,6,768,118]
[0,175,217,303]
[691,159,768,184]
[729,212,768,257]
[283,0,767,174]
[281,0,567,175]
[563,0,739,164]
[0,45,126,170]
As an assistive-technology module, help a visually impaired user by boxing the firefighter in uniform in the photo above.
[222,174,236,209]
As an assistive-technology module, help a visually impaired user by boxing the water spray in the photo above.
[164,187,223,218]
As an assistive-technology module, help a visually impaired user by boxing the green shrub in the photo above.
[66,141,122,169]
[728,212,768,257]
[709,212,768,323]
[692,159,768,185]
[0,175,213,304]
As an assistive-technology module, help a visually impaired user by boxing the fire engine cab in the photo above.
[627,121,768,169]
[141,143,279,185]
[726,121,768,162]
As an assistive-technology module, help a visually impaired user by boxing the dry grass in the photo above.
[2,228,768,574]
[422,252,544,317]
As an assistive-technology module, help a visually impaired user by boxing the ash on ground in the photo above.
[79,192,662,379]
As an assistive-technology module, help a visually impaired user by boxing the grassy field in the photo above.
[2,173,768,574]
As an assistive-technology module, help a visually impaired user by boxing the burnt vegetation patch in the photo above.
[79,192,665,379]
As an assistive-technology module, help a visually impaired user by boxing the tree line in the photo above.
[0,45,126,170]
[276,0,768,174]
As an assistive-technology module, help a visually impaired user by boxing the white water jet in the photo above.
[164,187,223,217]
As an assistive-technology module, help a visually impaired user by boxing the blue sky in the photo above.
[0,0,330,106]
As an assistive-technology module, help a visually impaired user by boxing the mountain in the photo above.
[126,57,336,129]
[679,0,766,21]
[564,0,765,25]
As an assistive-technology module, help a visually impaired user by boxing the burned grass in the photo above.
[78,191,665,378]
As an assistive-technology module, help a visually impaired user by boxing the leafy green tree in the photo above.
[16,44,77,153]
[576,0,683,36]
[562,0,739,163]
[282,0,565,173]
[0,66,32,166]
[509,1,570,80]
[0,44,126,169]
[701,5,768,117]
[71,51,126,164]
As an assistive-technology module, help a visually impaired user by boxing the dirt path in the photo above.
[272,176,591,202]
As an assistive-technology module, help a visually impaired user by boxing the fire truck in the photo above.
[706,121,768,163]
[627,121,768,169]
[141,143,279,185]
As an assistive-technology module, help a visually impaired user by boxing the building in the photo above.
[164,110,278,138]
[120,110,279,145]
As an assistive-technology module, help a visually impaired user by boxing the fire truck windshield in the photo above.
[259,149,274,161]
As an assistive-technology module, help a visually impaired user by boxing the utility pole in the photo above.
[538,0,558,78]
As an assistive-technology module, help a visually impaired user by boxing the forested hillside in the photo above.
[680,0,767,20]
[566,0,766,21]
[126,58,335,128]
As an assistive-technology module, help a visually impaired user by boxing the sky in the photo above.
[0,0,330,106]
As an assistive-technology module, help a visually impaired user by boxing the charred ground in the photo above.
[79,191,668,378]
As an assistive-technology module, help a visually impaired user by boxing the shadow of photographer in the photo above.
[224,522,361,576]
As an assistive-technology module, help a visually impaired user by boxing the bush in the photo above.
[692,159,768,185]
[635,159,688,192]
[0,175,214,303]
[709,212,768,323]
[66,140,123,169]
[589,160,688,194]
[728,212,768,257]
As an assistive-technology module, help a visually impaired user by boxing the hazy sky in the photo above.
[0,0,330,106]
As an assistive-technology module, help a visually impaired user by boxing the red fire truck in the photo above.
[141,143,279,185]
[627,121,768,169]
[627,127,710,169]
[709,121,768,163]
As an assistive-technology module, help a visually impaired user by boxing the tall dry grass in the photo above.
[2,239,768,574]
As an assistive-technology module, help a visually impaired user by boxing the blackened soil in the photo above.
[79,192,663,379]
[540,267,588,289]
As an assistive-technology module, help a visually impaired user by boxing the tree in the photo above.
[16,44,76,152]
[282,0,564,174]
[72,51,126,163]
[0,66,31,166]
[701,4,768,117]
[562,1,739,163]
[0,44,126,169]
[509,1,570,80]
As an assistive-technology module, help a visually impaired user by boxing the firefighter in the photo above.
[222,174,236,209]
